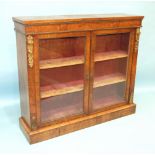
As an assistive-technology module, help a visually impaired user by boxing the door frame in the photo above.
[89,28,135,113]
[33,31,91,127]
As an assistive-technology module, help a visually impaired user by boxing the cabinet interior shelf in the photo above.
[94,73,126,88]
[41,80,83,99]
[40,56,84,69]
[95,50,128,62]
[40,73,126,99]
[40,50,128,69]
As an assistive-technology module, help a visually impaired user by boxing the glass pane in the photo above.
[92,33,129,110]
[40,65,84,98]
[93,82,126,110]
[39,36,85,123]
[41,91,83,122]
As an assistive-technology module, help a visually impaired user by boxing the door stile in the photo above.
[88,32,96,113]
[27,35,40,130]
[33,35,41,127]
[35,31,90,126]
[124,29,135,103]
[129,28,141,103]
[89,28,134,113]
[83,32,91,114]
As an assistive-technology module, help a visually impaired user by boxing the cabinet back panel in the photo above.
[40,64,84,87]
[96,33,129,53]
[95,58,127,77]
[39,37,85,60]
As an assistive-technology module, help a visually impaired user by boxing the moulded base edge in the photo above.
[19,103,136,144]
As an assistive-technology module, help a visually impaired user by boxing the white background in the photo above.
[0,0,155,155]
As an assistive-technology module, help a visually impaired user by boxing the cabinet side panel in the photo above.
[16,31,30,125]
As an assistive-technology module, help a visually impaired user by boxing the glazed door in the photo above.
[90,29,134,112]
[37,32,90,125]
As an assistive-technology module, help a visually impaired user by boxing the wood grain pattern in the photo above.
[25,20,142,34]
[83,32,91,114]
[13,14,143,25]
[129,28,141,103]
[33,36,41,127]
[124,29,135,102]
[20,103,136,144]
[13,14,143,144]
[13,14,143,35]
[16,32,30,126]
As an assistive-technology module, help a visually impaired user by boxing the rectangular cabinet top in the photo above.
[13,14,144,25]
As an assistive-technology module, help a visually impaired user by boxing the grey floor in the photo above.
[0,87,155,155]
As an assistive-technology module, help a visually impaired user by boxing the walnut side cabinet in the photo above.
[13,14,143,144]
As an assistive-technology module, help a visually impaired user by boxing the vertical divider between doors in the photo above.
[88,32,96,113]
[84,32,91,114]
